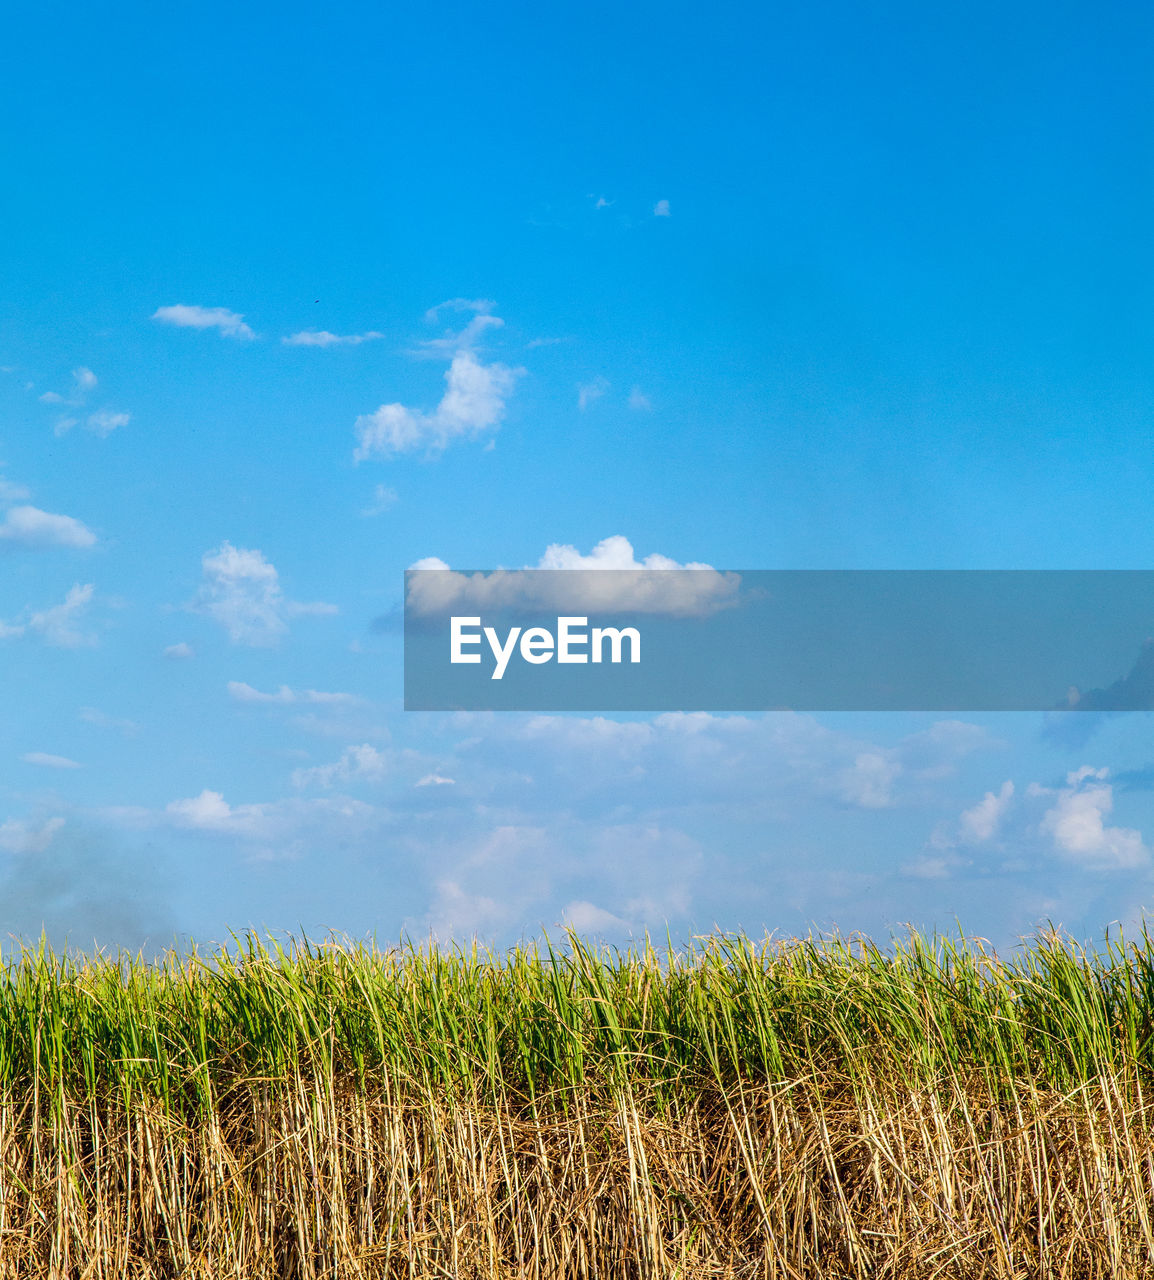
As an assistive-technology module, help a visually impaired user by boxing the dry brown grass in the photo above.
[0,930,1153,1276]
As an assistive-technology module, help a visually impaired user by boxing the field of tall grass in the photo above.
[0,927,1152,1277]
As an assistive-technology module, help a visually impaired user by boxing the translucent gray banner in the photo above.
[403,570,1154,711]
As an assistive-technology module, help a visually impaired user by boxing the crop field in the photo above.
[0,929,1152,1278]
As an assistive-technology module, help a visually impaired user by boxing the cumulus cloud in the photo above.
[405,535,741,617]
[28,584,96,648]
[282,330,384,347]
[1039,768,1147,870]
[166,790,247,832]
[0,506,96,549]
[163,641,194,660]
[353,307,523,459]
[22,752,82,770]
[152,304,256,340]
[194,542,337,646]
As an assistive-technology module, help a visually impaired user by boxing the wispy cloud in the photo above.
[23,751,82,770]
[0,506,96,549]
[959,780,1015,843]
[354,307,523,460]
[194,542,337,647]
[653,199,671,217]
[628,387,652,411]
[361,484,397,517]
[282,329,384,347]
[578,377,609,411]
[228,680,358,706]
[82,411,130,437]
[292,744,389,789]
[163,641,194,660]
[153,304,256,340]
[0,816,65,854]
[39,367,98,406]
[79,707,140,736]
[36,368,127,435]
[28,584,97,648]
[423,298,497,323]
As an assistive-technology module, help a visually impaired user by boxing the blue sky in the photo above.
[1,0,1153,952]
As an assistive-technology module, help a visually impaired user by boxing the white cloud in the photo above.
[578,377,609,410]
[38,367,97,409]
[227,680,357,706]
[593,196,613,210]
[292,744,388,789]
[166,790,260,834]
[0,476,31,504]
[163,641,194,660]
[406,535,740,617]
[423,298,496,323]
[0,816,64,855]
[85,410,130,437]
[903,853,965,880]
[36,367,127,437]
[78,707,140,736]
[560,900,632,933]
[1040,768,1147,870]
[152,304,256,340]
[0,506,96,549]
[23,752,82,770]
[228,681,295,704]
[416,773,455,787]
[424,879,508,941]
[960,780,1014,843]
[840,751,900,809]
[111,789,378,858]
[194,542,336,646]
[353,307,523,459]
[653,199,671,217]
[628,387,652,411]
[282,330,384,347]
[361,484,397,517]
[28,584,96,648]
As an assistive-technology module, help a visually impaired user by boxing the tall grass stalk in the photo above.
[0,927,1151,1276]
